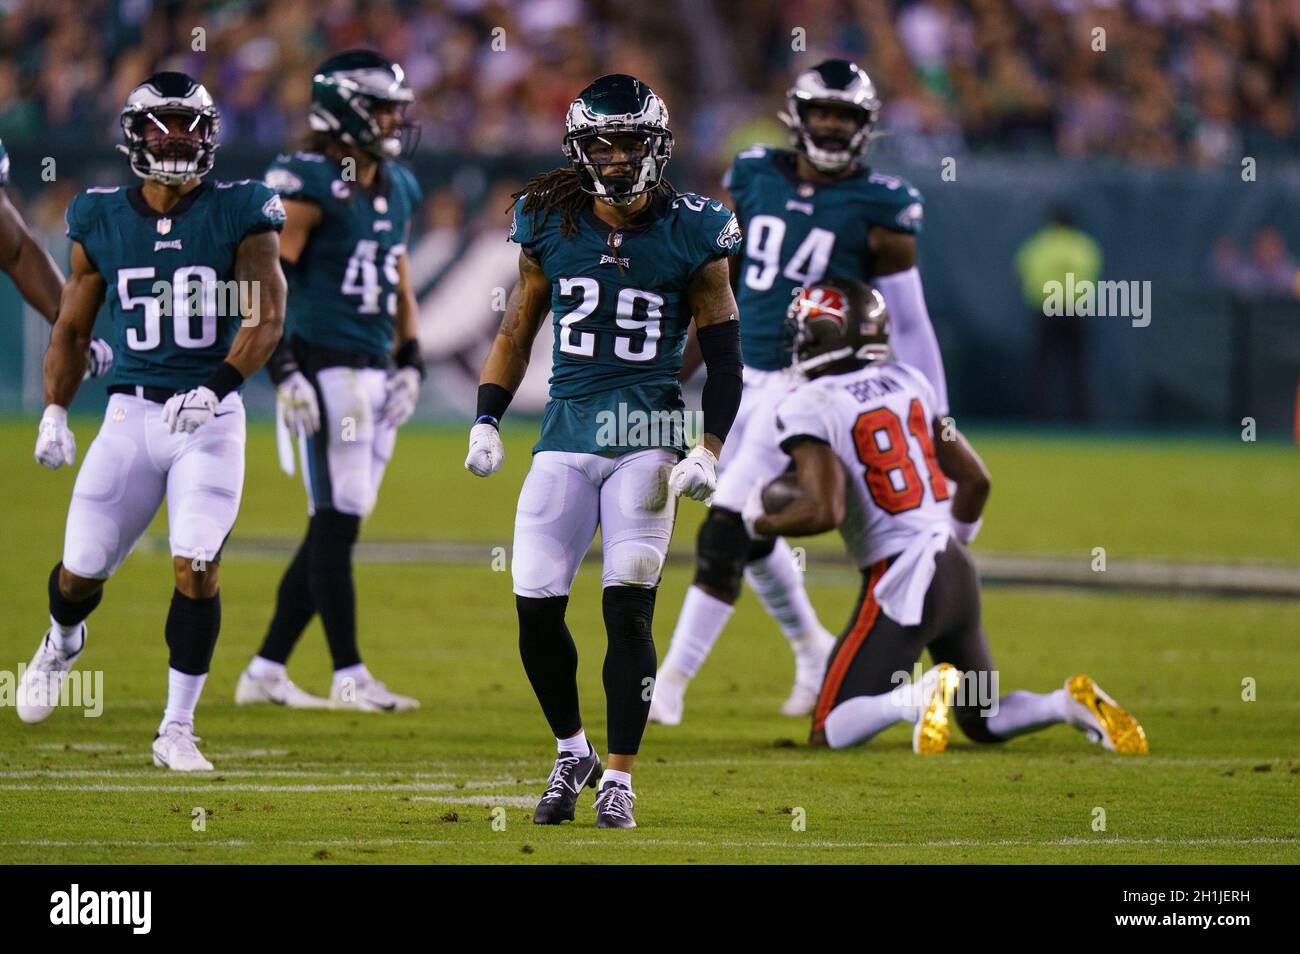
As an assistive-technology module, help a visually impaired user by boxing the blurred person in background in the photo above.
[235,51,426,713]
[1213,228,1300,300]
[1015,205,1101,423]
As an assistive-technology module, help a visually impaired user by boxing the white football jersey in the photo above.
[771,360,952,569]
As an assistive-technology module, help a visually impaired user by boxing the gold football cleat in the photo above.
[913,663,962,755]
[1066,674,1149,754]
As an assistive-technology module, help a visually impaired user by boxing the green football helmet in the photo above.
[118,71,220,186]
[310,50,417,158]
[780,59,880,173]
[562,74,673,206]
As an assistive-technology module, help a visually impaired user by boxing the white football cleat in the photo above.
[152,723,214,772]
[330,673,419,712]
[781,627,836,717]
[648,665,689,726]
[234,668,330,708]
[16,626,85,724]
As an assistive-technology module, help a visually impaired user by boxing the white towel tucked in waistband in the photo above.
[874,523,952,626]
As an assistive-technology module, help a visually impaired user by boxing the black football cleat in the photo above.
[533,747,602,824]
[594,782,637,829]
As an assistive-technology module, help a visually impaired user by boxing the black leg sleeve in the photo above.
[257,525,316,664]
[517,595,583,740]
[165,590,221,676]
[602,585,658,756]
[48,563,103,627]
[306,509,362,671]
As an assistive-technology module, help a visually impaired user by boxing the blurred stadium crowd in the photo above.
[0,0,1297,167]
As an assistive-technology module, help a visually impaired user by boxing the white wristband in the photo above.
[951,516,982,544]
[42,404,68,426]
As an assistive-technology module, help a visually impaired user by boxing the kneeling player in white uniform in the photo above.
[652,59,950,724]
[749,277,1148,755]
[22,73,287,771]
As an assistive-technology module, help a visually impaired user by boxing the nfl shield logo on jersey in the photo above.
[156,217,171,235]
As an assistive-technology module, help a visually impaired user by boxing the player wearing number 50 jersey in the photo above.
[753,277,1146,756]
[21,73,287,771]
[464,74,744,829]
[653,59,949,726]
[236,51,425,713]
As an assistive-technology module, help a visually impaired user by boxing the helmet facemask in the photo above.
[564,128,671,206]
[118,75,220,187]
[310,55,419,159]
[780,59,882,174]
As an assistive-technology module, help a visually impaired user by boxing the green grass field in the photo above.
[0,418,1296,864]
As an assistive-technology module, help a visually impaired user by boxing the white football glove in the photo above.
[380,367,421,429]
[35,404,76,469]
[161,386,219,434]
[667,445,718,502]
[84,338,114,380]
[276,370,320,437]
[464,422,504,477]
[741,481,770,539]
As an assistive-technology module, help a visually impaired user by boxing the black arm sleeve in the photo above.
[475,383,513,427]
[696,319,743,443]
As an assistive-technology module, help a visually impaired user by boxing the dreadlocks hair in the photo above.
[509,167,677,239]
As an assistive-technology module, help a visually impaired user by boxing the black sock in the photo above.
[165,589,221,676]
[48,562,102,632]
[517,595,582,740]
[257,525,316,664]
[306,509,362,670]
[602,586,658,756]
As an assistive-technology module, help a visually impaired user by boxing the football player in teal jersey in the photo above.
[0,138,114,377]
[20,73,287,770]
[652,59,951,726]
[464,75,744,828]
[235,51,425,713]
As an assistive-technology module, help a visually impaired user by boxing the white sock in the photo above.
[159,668,207,733]
[984,689,1069,739]
[333,663,369,687]
[744,537,822,640]
[48,616,84,655]
[601,768,632,791]
[557,730,589,757]
[661,586,735,679]
[247,656,286,680]
[823,685,914,748]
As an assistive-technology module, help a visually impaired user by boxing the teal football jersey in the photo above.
[509,189,742,456]
[264,152,421,360]
[723,146,923,371]
[66,180,285,390]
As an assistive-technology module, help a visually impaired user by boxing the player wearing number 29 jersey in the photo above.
[465,74,744,829]
[239,51,426,714]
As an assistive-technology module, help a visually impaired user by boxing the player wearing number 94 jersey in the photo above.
[236,51,425,713]
[22,72,287,771]
[653,58,948,727]
[465,74,744,829]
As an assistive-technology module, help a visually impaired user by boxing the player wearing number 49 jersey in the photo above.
[22,72,287,771]
[751,277,1147,756]
[237,51,425,713]
[464,74,744,828]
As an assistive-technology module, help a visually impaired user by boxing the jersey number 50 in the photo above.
[556,277,663,363]
[852,399,950,514]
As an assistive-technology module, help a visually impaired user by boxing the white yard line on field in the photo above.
[0,777,535,793]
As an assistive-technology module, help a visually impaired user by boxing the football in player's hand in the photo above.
[760,472,804,514]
